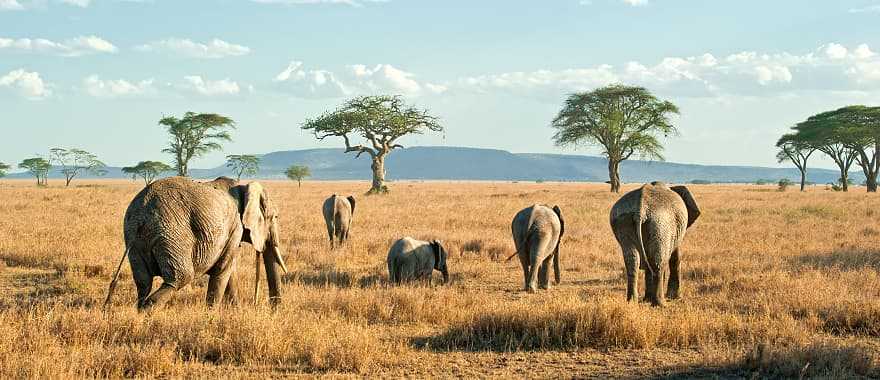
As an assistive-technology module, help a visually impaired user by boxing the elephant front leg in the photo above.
[206,270,234,307]
[666,248,681,300]
[223,274,239,305]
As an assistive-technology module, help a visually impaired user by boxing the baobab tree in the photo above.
[551,84,679,193]
[302,95,443,194]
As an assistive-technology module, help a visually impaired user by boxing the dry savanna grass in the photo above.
[1,179,880,378]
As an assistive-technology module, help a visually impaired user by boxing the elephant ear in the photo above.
[242,182,269,252]
[431,240,442,267]
[670,185,701,228]
[552,205,565,239]
[347,195,356,215]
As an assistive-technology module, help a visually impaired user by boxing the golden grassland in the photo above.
[1,179,879,378]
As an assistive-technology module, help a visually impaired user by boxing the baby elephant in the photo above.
[387,237,449,285]
[510,204,565,292]
[322,194,355,248]
[610,182,700,307]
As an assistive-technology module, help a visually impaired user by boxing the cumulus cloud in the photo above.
[135,38,250,59]
[180,76,241,96]
[0,0,24,10]
[273,60,445,98]
[83,75,155,98]
[0,69,51,99]
[0,35,117,56]
[452,43,880,98]
[59,0,91,7]
[251,0,388,7]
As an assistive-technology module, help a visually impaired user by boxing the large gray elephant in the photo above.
[386,237,449,285]
[104,176,289,311]
[322,194,355,248]
[510,204,565,292]
[610,182,700,307]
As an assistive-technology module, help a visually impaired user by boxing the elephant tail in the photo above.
[103,246,130,313]
[552,205,564,284]
[634,212,654,278]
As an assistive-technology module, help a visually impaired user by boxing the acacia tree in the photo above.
[0,162,9,178]
[122,161,173,186]
[302,95,443,194]
[795,112,859,192]
[285,165,310,187]
[226,154,261,181]
[49,148,107,187]
[805,106,880,192]
[551,84,679,192]
[776,132,816,192]
[18,157,51,186]
[160,112,235,177]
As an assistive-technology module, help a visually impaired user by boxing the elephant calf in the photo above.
[386,237,449,285]
[510,204,564,292]
[610,182,700,307]
[322,194,355,248]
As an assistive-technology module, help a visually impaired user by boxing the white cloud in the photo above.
[251,0,388,7]
[83,75,154,98]
[0,0,24,10]
[452,43,880,98]
[59,0,91,7]
[622,0,648,6]
[849,5,880,13]
[0,69,51,99]
[135,38,250,59]
[274,60,443,98]
[0,35,117,56]
[180,76,241,96]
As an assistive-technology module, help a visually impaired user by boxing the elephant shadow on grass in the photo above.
[792,248,880,271]
[284,269,384,289]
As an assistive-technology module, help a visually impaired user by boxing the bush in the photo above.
[778,179,792,192]
[690,179,712,185]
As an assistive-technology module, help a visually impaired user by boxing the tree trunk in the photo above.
[799,169,806,192]
[607,159,621,193]
[866,172,878,192]
[841,171,849,192]
[297,179,301,188]
[370,155,387,194]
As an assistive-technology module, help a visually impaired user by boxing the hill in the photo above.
[6,146,858,184]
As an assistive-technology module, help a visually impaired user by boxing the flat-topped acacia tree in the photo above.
[302,95,443,194]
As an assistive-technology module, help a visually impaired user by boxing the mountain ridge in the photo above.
[5,146,859,184]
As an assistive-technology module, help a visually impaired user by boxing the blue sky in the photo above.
[2,0,880,170]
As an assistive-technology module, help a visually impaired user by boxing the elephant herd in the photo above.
[104,177,700,311]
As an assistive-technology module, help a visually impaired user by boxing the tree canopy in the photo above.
[551,84,679,192]
[285,165,311,187]
[226,154,261,181]
[160,112,235,177]
[122,161,173,186]
[18,157,51,186]
[49,148,107,187]
[302,95,442,193]
[775,132,817,191]
[792,105,880,192]
[0,162,9,178]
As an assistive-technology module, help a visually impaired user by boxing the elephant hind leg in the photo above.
[139,283,177,312]
[130,252,154,309]
[666,248,681,300]
[538,257,550,290]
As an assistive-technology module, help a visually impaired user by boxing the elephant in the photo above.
[103,176,289,311]
[322,194,355,248]
[510,204,565,292]
[386,237,449,285]
[609,182,700,307]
